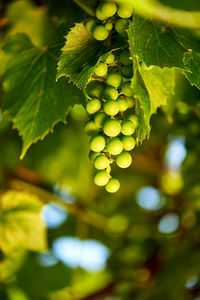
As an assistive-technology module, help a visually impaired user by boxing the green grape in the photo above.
[105,22,113,31]
[121,65,133,79]
[121,120,135,135]
[70,104,87,121]
[89,150,100,161]
[106,72,122,88]
[93,25,109,41]
[94,112,107,128]
[104,100,120,116]
[94,155,110,170]
[121,136,136,151]
[115,18,128,36]
[120,50,132,66]
[84,120,99,136]
[126,97,135,108]
[117,3,134,18]
[103,119,121,137]
[106,53,115,64]
[85,19,96,33]
[90,134,106,152]
[93,170,110,186]
[116,151,132,168]
[86,99,101,114]
[105,178,120,193]
[121,82,133,97]
[96,2,117,20]
[117,98,128,112]
[86,81,104,98]
[127,114,139,127]
[107,137,123,155]
[104,86,119,100]
[94,62,108,77]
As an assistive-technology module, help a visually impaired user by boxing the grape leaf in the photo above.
[0,190,46,254]
[57,23,116,91]
[2,33,85,159]
[183,51,200,88]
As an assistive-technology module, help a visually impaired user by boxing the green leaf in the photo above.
[0,190,46,254]
[183,51,200,88]
[2,34,85,159]
[140,64,175,114]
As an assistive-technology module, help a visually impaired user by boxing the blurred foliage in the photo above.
[0,0,200,300]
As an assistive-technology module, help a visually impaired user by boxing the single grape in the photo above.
[103,119,121,137]
[106,72,122,88]
[86,99,101,114]
[104,100,120,116]
[94,62,108,77]
[107,137,123,155]
[93,170,110,186]
[115,18,128,36]
[121,65,133,79]
[85,20,96,33]
[105,22,113,31]
[94,112,107,128]
[94,155,110,170]
[105,178,120,193]
[89,150,100,161]
[86,81,104,98]
[117,3,134,19]
[121,82,133,97]
[127,114,139,127]
[93,25,109,41]
[90,134,106,152]
[121,120,135,135]
[121,136,136,151]
[106,53,115,64]
[117,98,128,112]
[104,86,119,100]
[70,104,87,121]
[126,97,135,108]
[120,50,132,66]
[96,2,117,20]
[84,120,99,136]
[116,151,132,168]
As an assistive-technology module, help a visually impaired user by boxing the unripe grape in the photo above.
[116,151,132,168]
[89,150,100,161]
[117,98,128,112]
[103,119,121,137]
[121,82,133,97]
[104,100,120,116]
[94,155,110,170]
[121,136,136,151]
[94,62,108,77]
[117,3,134,19]
[106,53,115,64]
[93,25,109,41]
[85,20,96,33]
[104,86,119,100]
[106,72,122,88]
[126,97,135,108]
[107,137,123,155]
[127,114,139,127]
[105,22,113,31]
[90,134,105,152]
[96,2,117,20]
[86,81,104,98]
[94,112,107,128]
[115,18,128,36]
[120,50,132,66]
[121,66,133,79]
[93,170,110,186]
[86,99,101,114]
[105,178,120,193]
[121,120,135,135]
[84,120,99,136]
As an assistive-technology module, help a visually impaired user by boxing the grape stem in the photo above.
[73,0,95,16]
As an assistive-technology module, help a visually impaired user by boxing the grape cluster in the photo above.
[84,1,138,193]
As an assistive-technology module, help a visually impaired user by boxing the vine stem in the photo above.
[73,0,95,16]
